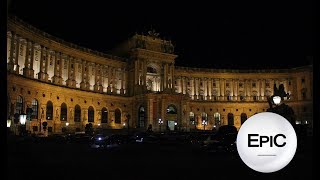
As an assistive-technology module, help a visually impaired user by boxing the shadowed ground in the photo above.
[7,135,312,180]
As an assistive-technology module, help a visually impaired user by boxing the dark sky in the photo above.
[8,0,313,69]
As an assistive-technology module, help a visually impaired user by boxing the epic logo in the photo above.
[236,112,297,173]
[248,134,286,147]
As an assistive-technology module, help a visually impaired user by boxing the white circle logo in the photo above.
[236,112,297,173]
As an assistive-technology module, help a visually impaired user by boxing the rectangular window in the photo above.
[252,83,256,88]
[265,82,270,87]
[289,81,291,85]
[226,83,229,87]
[239,83,243,88]
[212,82,216,87]
[301,78,305,83]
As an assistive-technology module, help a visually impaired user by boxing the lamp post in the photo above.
[19,112,27,136]
[202,120,207,131]
[7,117,12,135]
[267,84,295,127]
[66,122,69,134]
[158,118,163,132]
[273,96,281,105]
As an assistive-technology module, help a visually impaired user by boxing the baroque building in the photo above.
[7,16,313,134]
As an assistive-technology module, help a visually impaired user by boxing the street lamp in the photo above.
[66,122,69,133]
[273,96,281,105]
[202,120,207,131]
[7,118,12,128]
[19,112,27,136]
[158,118,163,132]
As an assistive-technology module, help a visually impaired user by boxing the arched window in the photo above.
[46,101,53,120]
[147,66,157,74]
[15,96,23,114]
[241,113,247,124]
[60,103,67,121]
[202,112,208,121]
[31,99,38,119]
[115,108,121,124]
[138,106,145,128]
[101,107,108,123]
[189,112,195,124]
[214,112,221,126]
[88,106,94,122]
[74,105,81,122]
[228,113,234,125]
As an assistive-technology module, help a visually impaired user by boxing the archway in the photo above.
[241,113,247,124]
[46,101,53,120]
[74,105,81,122]
[101,107,108,123]
[60,103,67,121]
[227,113,234,125]
[115,109,121,124]
[88,106,94,122]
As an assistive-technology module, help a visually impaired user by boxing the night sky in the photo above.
[7,0,313,69]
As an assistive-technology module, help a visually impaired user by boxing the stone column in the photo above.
[29,41,35,76]
[52,51,61,84]
[233,79,237,101]
[66,56,76,88]
[120,68,124,95]
[107,66,112,94]
[80,60,86,89]
[257,79,261,100]
[38,46,44,80]
[44,48,49,81]
[94,63,99,92]
[8,31,15,72]
[14,36,20,74]
[99,65,104,93]
[163,63,168,89]
[207,78,211,100]
[220,78,225,100]
[193,78,198,100]
[261,79,265,100]
[23,39,31,77]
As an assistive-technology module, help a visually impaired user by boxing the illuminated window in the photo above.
[31,99,38,119]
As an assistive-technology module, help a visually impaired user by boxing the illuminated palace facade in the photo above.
[7,16,313,134]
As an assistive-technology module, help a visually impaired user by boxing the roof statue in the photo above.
[148,29,160,39]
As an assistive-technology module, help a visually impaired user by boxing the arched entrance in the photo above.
[138,106,145,128]
[228,113,234,125]
[241,113,247,124]
[166,104,177,131]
